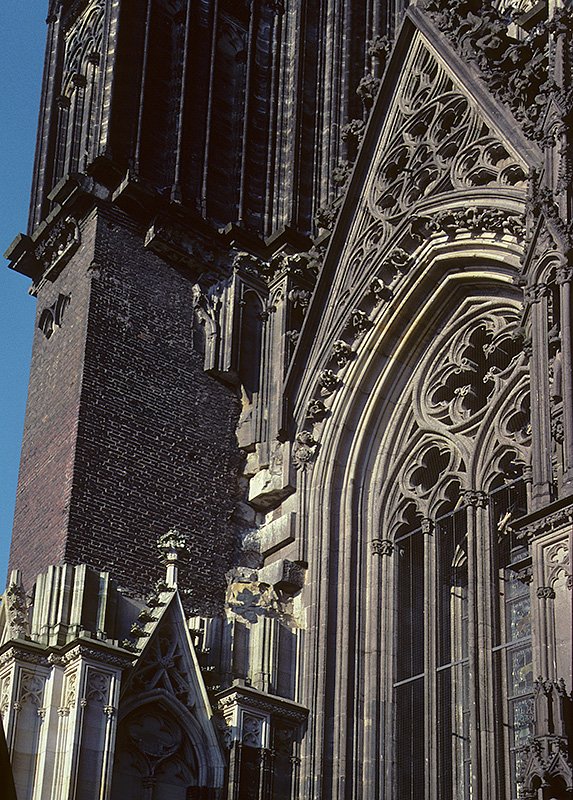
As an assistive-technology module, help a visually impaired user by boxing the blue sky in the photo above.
[0,4,46,584]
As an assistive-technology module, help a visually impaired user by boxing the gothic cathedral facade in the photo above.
[1,1,572,798]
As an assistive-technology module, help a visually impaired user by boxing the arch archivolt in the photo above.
[297,248,530,550]
[295,206,525,424]
[293,151,535,796]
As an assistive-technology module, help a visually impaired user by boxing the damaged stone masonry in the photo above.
[2,0,573,799]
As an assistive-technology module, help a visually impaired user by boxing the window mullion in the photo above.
[464,496,487,800]
[425,518,437,800]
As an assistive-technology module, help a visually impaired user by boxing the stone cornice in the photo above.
[0,635,136,672]
[4,175,108,282]
[216,683,308,725]
[55,638,137,669]
[510,495,573,538]
[0,642,51,671]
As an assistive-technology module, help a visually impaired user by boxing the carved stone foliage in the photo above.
[356,73,381,109]
[368,34,392,69]
[371,539,394,556]
[369,276,393,304]
[331,340,354,367]
[314,198,343,231]
[317,369,341,397]
[306,398,329,422]
[345,309,372,338]
[341,118,366,147]
[332,160,353,188]
[420,207,525,241]
[423,0,567,139]
[518,506,573,539]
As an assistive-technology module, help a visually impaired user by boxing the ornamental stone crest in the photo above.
[34,218,80,278]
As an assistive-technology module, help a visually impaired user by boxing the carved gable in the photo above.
[301,13,538,361]
[112,592,224,797]
[359,37,526,252]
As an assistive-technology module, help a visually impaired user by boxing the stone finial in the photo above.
[5,569,29,640]
[157,528,188,589]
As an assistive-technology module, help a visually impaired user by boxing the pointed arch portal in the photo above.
[300,241,535,799]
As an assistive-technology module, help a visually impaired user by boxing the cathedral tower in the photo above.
[2,1,572,799]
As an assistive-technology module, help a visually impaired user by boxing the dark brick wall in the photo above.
[10,208,242,613]
[9,214,97,587]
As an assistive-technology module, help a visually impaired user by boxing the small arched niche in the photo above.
[111,701,202,800]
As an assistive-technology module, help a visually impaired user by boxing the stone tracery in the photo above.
[132,622,197,709]
[332,33,530,303]
[376,300,529,529]
[421,310,522,427]
[366,42,526,240]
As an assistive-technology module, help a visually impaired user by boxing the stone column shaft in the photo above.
[558,269,573,489]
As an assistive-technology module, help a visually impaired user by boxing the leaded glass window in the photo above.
[394,480,532,799]
[491,479,533,800]
[394,506,470,800]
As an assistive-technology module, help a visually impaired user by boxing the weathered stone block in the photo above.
[258,559,305,594]
[258,512,296,558]
[247,443,295,511]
